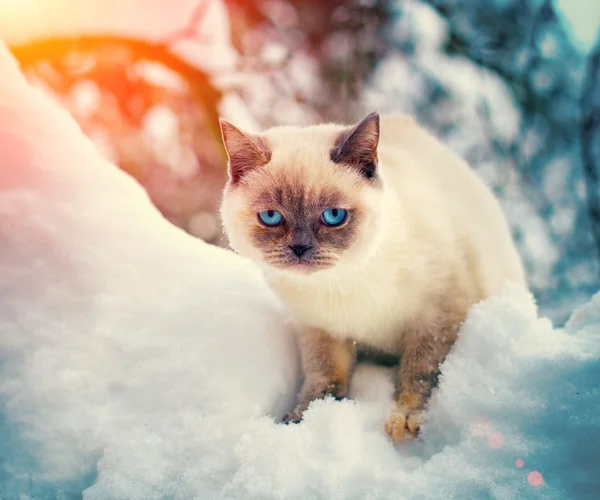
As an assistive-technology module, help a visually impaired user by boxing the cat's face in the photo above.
[219,112,388,277]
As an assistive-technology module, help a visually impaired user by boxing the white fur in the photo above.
[221,115,526,352]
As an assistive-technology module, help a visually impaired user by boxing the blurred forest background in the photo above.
[2,0,599,324]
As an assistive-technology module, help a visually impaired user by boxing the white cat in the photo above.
[219,112,526,440]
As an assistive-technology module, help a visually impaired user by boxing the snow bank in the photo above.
[1,41,599,499]
[0,41,297,498]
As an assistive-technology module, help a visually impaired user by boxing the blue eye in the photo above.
[321,208,347,227]
[258,210,284,226]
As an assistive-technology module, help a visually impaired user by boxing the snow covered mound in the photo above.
[0,41,298,498]
[1,41,599,500]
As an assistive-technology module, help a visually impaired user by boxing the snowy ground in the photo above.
[1,41,599,499]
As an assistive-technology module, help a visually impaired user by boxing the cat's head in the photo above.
[219,112,390,277]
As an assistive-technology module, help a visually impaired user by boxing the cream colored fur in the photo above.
[221,114,526,354]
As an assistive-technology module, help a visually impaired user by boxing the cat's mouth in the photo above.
[279,258,318,273]
[262,248,339,274]
[268,257,329,274]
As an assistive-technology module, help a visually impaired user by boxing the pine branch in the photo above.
[580,35,600,261]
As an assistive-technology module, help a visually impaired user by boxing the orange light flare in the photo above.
[0,0,69,44]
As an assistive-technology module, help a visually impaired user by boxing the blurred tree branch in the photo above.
[9,35,222,128]
[159,0,212,46]
[222,0,392,125]
[511,0,558,215]
[427,0,557,210]
[425,0,550,123]
[581,35,600,260]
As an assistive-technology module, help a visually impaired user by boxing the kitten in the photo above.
[218,112,526,441]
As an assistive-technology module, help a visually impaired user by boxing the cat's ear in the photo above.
[330,111,380,180]
[219,118,271,184]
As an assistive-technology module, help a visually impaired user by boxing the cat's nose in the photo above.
[289,244,312,257]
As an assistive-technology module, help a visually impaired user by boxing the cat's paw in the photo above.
[281,406,305,425]
[282,380,347,425]
[384,406,421,442]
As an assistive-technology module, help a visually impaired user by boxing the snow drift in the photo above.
[0,41,599,499]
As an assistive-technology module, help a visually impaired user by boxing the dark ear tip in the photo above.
[361,111,380,131]
[361,112,380,135]
[219,118,239,139]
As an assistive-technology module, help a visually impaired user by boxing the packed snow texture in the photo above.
[1,42,599,499]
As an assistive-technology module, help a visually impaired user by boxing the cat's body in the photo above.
[267,115,524,353]
[219,113,525,441]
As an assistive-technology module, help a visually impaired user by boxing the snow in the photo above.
[0,40,297,497]
[1,40,600,499]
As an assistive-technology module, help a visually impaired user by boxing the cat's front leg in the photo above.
[385,325,458,441]
[282,327,355,424]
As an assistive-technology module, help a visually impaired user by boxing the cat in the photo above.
[218,112,526,441]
